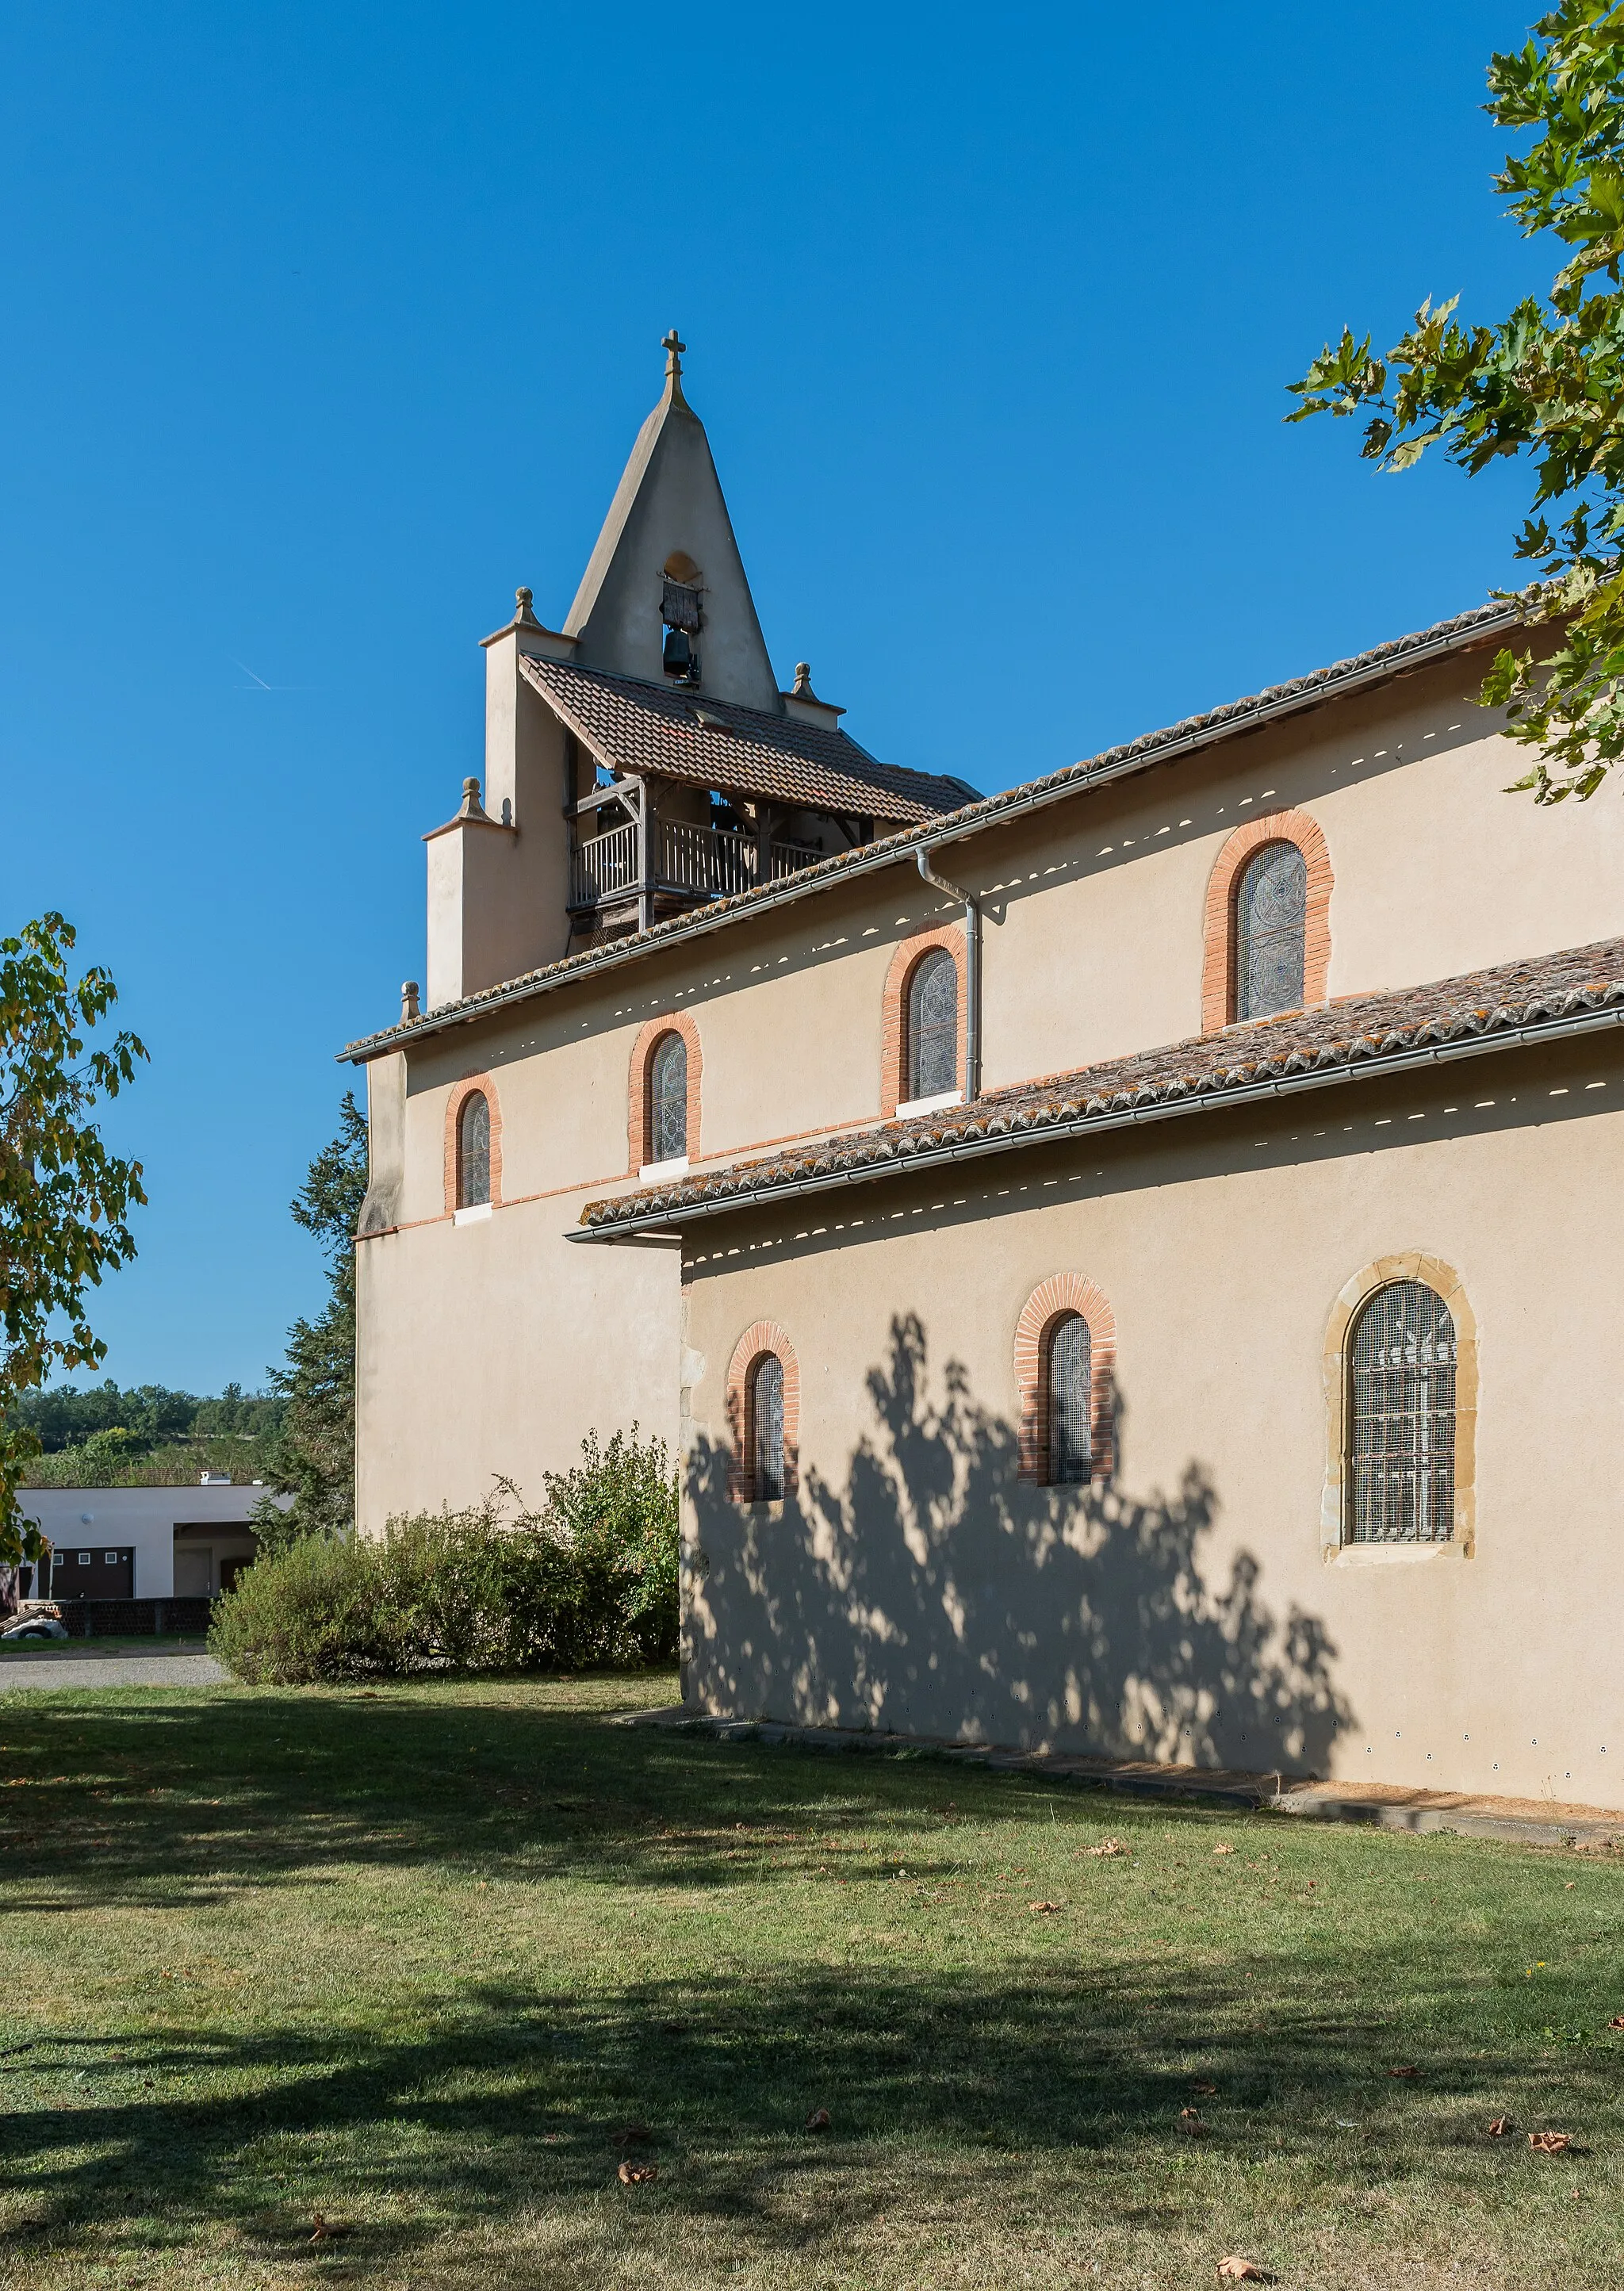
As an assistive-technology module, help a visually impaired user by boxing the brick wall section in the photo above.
[879,925,967,1117]
[1013,1274,1117,1485]
[1201,808,1333,1033]
[442,1073,504,1213]
[627,1012,703,1173]
[724,1320,800,1502]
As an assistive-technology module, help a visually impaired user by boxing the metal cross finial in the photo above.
[662,328,686,380]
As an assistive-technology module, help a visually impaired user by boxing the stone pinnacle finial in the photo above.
[513,585,540,629]
[792,661,814,698]
[662,328,688,405]
[400,980,420,1024]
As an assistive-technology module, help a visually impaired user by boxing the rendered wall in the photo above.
[676,1028,1624,1809]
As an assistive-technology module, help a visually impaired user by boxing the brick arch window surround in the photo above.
[1201,809,1333,1032]
[726,1321,800,1503]
[881,925,968,1118]
[442,1074,504,1213]
[1321,1253,1478,1557]
[628,1011,703,1174]
[1014,1275,1117,1485]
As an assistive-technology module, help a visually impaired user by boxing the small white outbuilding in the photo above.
[17,1481,289,1602]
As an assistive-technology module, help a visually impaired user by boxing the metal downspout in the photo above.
[915,846,981,1101]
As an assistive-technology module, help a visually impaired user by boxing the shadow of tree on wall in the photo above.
[689,1313,1354,1776]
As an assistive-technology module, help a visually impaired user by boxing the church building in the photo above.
[345,336,1624,1811]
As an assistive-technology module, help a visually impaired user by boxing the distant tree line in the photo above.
[6,1380,285,1454]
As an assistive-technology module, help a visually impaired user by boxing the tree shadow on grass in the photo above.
[688,1315,1354,1776]
[0,1952,1586,2282]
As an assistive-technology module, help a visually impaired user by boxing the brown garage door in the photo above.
[50,1547,134,1599]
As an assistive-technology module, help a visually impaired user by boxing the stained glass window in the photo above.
[1235,841,1307,1021]
[649,1032,688,1163]
[1348,1280,1456,1543]
[907,948,958,1101]
[458,1093,490,1207]
[1048,1313,1092,1485]
[753,1354,785,1500]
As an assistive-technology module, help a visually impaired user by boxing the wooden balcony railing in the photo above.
[569,817,829,920]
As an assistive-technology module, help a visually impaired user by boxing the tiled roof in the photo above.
[576,937,1624,1236]
[343,592,1529,1062]
[519,653,978,823]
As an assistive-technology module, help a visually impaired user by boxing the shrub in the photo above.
[207,1534,408,1685]
[209,1427,680,1684]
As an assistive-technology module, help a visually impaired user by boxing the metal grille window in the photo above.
[753,1354,785,1500]
[1348,1280,1457,1543]
[907,948,958,1100]
[649,1032,688,1163]
[1235,841,1307,1020]
[1048,1313,1092,1485]
[458,1093,490,1207]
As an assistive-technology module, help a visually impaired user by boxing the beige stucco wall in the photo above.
[354,647,1624,1711]
[677,1027,1624,1808]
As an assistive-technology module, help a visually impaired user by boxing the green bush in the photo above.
[209,1427,680,1684]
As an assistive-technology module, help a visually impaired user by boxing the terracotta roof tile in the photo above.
[578,937,1624,1234]
[519,653,977,823]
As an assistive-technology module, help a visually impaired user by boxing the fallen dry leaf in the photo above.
[1088,1838,1128,1858]
[1387,2065,1421,2078]
[308,2216,351,2243]
[1212,1844,1235,1856]
[805,2106,832,2132]
[617,2162,658,2185]
[1028,1899,1063,1914]
[1488,2116,1513,2138]
[1216,2260,1269,2282]
[1530,2131,1573,2154]
[1609,2016,1624,2031]
[1190,2080,1219,2096]
[1178,2107,1208,2136]
[610,2124,655,2148]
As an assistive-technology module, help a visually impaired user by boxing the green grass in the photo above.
[1,1677,1621,2290]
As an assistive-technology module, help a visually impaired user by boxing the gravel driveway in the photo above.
[0,1648,225,1691]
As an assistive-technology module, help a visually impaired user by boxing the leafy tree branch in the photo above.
[0,912,146,1566]
[1289,2,1624,801]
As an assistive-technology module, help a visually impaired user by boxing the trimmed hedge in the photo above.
[209,1428,678,1684]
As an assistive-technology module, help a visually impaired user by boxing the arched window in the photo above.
[1235,841,1307,1021]
[458,1092,490,1208]
[1348,1281,1457,1543]
[906,948,959,1101]
[1048,1313,1092,1485]
[752,1354,785,1500]
[649,1031,688,1164]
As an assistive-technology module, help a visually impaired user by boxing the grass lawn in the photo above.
[1,1677,1621,2289]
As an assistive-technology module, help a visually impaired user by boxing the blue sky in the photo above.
[1,2,1549,1394]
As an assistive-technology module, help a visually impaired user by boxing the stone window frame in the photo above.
[1201,807,1333,1033]
[1014,1274,1117,1485]
[442,1073,504,1213]
[880,925,968,1118]
[1320,1251,1478,1561]
[628,1011,703,1174]
[725,1320,800,1504]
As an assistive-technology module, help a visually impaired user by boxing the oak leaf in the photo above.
[1212,1844,1235,1856]
[1529,2131,1573,2154]
[1178,2107,1208,2136]
[1088,1839,1128,1858]
[805,2106,832,2132]
[1216,2260,1269,2281]
[617,2162,658,2185]
[1028,1900,1063,1914]
[1488,2116,1512,2137]
[1609,2016,1624,2030]
[1191,2080,1219,2095]
[308,2216,351,2242]
[1387,2065,1420,2078]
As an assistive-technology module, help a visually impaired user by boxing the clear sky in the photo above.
[1,2,1549,1394]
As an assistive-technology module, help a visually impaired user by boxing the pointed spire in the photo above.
[561,334,782,711]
